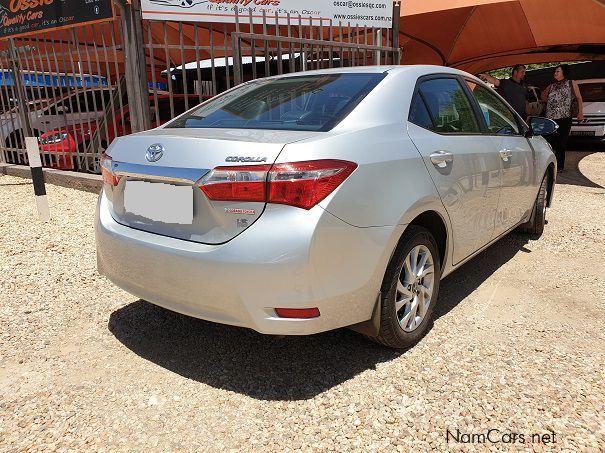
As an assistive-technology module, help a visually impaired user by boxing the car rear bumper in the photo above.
[96,192,402,335]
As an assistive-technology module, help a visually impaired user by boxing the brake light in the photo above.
[198,160,357,210]
[100,154,120,186]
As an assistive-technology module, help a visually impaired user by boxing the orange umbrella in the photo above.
[399,0,605,73]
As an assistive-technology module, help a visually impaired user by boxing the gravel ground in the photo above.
[1,151,604,452]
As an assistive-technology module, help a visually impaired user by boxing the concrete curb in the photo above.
[0,163,102,194]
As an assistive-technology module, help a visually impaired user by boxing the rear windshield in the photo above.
[578,83,605,102]
[165,73,385,132]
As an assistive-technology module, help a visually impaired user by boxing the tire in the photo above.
[518,174,548,237]
[369,225,442,349]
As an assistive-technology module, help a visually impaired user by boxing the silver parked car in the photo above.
[96,66,557,349]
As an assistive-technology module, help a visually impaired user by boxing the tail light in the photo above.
[198,165,270,202]
[100,154,120,186]
[198,159,357,210]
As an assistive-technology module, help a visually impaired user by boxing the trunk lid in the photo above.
[105,128,319,244]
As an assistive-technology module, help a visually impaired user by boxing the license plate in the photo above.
[571,131,595,136]
[124,180,193,224]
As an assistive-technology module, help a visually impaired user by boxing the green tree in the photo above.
[488,62,582,79]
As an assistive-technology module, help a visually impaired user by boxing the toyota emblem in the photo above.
[146,143,164,162]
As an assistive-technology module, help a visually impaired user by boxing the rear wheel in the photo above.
[518,174,548,237]
[370,225,441,349]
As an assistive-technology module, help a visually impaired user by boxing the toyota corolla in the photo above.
[96,66,557,348]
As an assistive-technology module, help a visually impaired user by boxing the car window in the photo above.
[408,93,434,129]
[466,81,521,135]
[166,73,386,132]
[63,91,110,113]
[418,78,480,134]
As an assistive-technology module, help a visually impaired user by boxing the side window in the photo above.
[466,81,520,135]
[408,93,433,129]
[65,93,88,113]
[93,91,111,109]
[418,78,480,134]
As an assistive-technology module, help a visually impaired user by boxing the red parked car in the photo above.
[39,94,207,170]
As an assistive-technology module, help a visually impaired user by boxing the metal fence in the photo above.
[0,1,400,174]
[0,21,127,173]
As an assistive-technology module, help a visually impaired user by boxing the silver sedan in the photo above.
[96,66,557,348]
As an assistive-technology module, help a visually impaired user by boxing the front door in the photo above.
[464,81,535,236]
[407,76,502,264]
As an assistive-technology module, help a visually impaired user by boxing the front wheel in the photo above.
[369,225,441,349]
[518,174,548,237]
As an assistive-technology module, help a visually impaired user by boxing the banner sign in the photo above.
[0,0,114,40]
[141,0,393,29]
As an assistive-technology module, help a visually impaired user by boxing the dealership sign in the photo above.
[0,0,114,39]
[141,0,393,28]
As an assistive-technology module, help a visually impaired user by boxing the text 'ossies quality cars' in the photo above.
[96,66,557,348]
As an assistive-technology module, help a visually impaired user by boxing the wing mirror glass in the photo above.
[526,117,558,137]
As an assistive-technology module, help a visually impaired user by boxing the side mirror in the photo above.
[526,117,558,137]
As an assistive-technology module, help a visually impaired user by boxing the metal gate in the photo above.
[141,5,401,132]
[0,20,128,172]
[0,1,401,174]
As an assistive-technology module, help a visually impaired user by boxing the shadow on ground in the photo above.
[557,150,604,189]
[108,232,532,401]
[0,181,32,187]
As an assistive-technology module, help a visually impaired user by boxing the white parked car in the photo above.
[0,88,113,150]
[570,79,605,143]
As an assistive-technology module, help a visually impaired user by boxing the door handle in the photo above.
[499,149,513,161]
[430,151,454,168]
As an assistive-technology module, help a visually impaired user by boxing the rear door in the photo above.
[407,75,502,264]
[465,80,536,237]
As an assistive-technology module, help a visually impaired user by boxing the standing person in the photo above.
[479,64,529,119]
[541,64,584,172]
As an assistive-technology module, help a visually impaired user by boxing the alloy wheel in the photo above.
[395,245,435,332]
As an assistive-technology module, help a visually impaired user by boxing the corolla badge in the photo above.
[225,156,267,163]
[146,143,164,162]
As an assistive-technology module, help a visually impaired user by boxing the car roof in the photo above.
[263,64,472,79]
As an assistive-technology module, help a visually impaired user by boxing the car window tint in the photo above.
[65,93,87,113]
[418,78,480,134]
[467,82,520,135]
[166,73,386,132]
[408,93,433,129]
[93,91,111,109]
